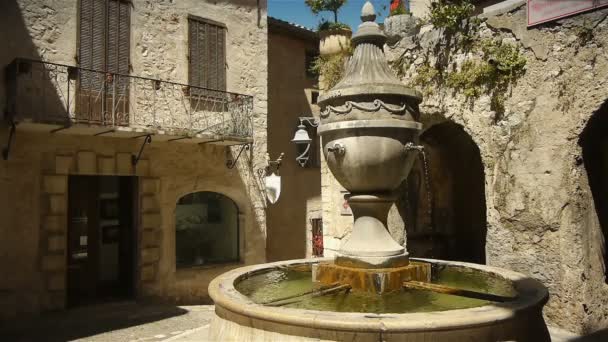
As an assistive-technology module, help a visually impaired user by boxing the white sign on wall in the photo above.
[528,0,608,27]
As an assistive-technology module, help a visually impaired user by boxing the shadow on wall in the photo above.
[0,0,72,318]
[579,99,608,284]
[397,121,487,264]
[0,0,69,125]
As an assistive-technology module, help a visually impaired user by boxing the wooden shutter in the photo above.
[107,0,130,77]
[79,0,106,90]
[78,0,130,124]
[188,17,227,92]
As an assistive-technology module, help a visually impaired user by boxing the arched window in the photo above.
[175,192,239,268]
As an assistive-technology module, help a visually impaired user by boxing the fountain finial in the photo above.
[361,1,376,22]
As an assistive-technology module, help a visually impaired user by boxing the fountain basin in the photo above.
[208,258,550,341]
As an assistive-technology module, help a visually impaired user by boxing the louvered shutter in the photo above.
[79,0,106,90]
[188,17,227,93]
[107,0,130,124]
[79,0,130,124]
[107,0,130,79]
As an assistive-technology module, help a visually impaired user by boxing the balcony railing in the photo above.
[5,58,253,141]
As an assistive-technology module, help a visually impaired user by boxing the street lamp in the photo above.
[291,117,319,167]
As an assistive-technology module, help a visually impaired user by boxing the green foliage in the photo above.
[408,38,527,117]
[446,60,493,97]
[479,39,527,78]
[410,63,440,96]
[305,0,347,23]
[309,52,350,90]
[318,20,351,31]
[427,0,475,33]
[443,39,526,115]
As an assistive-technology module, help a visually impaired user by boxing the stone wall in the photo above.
[0,0,267,317]
[320,3,608,334]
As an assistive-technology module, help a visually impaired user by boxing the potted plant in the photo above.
[384,0,419,44]
[305,0,352,55]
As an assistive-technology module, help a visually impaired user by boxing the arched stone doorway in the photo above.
[580,101,608,283]
[397,122,487,263]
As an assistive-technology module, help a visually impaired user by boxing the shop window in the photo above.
[175,191,239,268]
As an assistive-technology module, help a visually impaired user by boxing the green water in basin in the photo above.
[235,263,517,314]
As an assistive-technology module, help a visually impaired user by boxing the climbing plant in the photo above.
[390,0,528,119]
[310,49,351,90]
[427,0,476,33]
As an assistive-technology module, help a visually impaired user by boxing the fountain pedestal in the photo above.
[313,261,431,293]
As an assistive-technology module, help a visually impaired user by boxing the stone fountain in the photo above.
[312,1,429,293]
[208,3,550,341]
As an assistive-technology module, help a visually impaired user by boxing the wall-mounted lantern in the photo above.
[291,117,319,167]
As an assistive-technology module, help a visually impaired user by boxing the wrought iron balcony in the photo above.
[4,58,253,144]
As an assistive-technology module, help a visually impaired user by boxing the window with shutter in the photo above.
[188,16,227,111]
[78,0,130,125]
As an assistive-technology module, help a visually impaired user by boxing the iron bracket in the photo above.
[257,152,284,179]
[226,143,251,169]
[2,121,16,161]
[132,134,152,166]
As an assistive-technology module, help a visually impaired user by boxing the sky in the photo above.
[268,0,392,31]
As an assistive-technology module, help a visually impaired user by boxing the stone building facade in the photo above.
[0,0,267,318]
[320,2,608,334]
[267,18,322,261]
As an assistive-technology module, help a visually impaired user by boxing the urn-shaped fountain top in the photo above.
[318,1,422,123]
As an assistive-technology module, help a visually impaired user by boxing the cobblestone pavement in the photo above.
[2,301,605,341]
[0,302,215,342]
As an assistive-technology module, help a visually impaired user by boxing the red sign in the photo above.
[528,0,608,27]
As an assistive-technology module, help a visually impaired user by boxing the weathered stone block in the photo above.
[97,156,116,174]
[77,151,97,174]
[142,229,160,247]
[136,159,150,177]
[140,265,156,282]
[142,213,161,229]
[47,235,66,252]
[43,215,66,233]
[48,195,67,215]
[116,153,133,174]
[141,178,160,194]
[41,255,65,271]
[141,247,160,264]
[54,155,74,174]
[47,273,66,291]
[43,175,67,194]
[141,195,159,212]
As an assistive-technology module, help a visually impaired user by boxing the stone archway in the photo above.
[580,100,608,283]
[397,122,487,264]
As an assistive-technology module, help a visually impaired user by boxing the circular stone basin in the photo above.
[208,258,550,341]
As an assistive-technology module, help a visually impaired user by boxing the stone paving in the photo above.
[0,302,215,342]
[1,301,605,341]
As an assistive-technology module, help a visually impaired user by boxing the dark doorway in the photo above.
[580,101,608,283]
[400,122,487,263]
[67,176,137,307]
